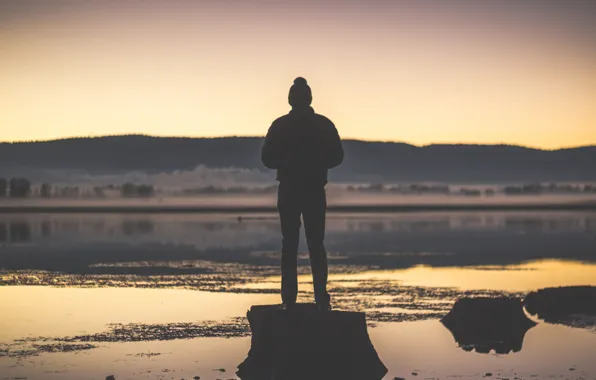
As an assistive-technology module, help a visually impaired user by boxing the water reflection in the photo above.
[121,219,154,235]
[1,287,596,380]
[40,220,51,238]
[440,297,536,354]
[0,212,595,274]
[8,221,31,243]
[0,223,6,242]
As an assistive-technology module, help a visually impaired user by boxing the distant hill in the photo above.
[1,135,595,183]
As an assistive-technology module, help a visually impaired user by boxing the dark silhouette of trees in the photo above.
[0,135,595,182]
[458,188,482,197]
[40,183,52,198]
[92,186,106,198]
[55,186,80,198]
[121,183,137,197]
[502,183,591,195]
[136,185,155,197]
[180,185,277,195]
[121,183,154,198]
[9,178,31,197]
[347,183,450,195]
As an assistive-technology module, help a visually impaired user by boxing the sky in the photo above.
[0,0,595,149]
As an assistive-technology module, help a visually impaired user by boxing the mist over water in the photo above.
[4,163,596,208]
[8,165,274,189]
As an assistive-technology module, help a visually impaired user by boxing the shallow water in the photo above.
[1,211,595,271]
[1,211,595,379]
[1,287,595,380]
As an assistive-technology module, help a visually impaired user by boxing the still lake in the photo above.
[1,211,595,380]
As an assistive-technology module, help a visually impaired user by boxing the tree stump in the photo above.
[441,297,536,354]
[237,304,387,380]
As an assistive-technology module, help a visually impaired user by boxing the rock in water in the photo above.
[106,376,115,380]
[236,304,387,380]
[524,286,596,329]
[525,286,596,319]
[441,297,536,354]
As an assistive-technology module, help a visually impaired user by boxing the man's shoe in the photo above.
[278,303,295,312]
[316,294,332,313]
[317,301,332,314]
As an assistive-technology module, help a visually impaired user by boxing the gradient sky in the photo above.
[1,0,595,148]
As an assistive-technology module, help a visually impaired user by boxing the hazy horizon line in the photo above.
[1,133,593,151]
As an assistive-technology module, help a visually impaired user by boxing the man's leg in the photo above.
[303,186,329,307]
[277,185,302,306]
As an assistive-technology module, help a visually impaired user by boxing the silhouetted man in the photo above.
[261,77,344,312]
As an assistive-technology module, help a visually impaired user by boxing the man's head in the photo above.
[288,77,312,108]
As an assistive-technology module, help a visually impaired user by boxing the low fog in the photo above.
[15,165,275,190]
[1,166,595,207]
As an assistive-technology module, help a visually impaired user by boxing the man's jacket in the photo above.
[261,107,344,187]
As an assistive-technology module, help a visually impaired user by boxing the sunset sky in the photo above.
[1,0,595,148]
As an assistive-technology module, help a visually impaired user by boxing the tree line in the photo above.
[0,178,32,197]
[2,135,596,183]
[0,178,155,198]
[346,182,596,196]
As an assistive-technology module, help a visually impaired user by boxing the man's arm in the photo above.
[261,122,283,169]
[325,121,344,169]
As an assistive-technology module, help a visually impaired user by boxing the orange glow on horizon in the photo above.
[1,1,595,149]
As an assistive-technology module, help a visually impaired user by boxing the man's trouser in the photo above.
[277,182,329,305]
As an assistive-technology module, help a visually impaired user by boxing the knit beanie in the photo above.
[288,77,312,107]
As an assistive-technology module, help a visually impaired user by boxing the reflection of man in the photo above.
[261,77,344,312]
